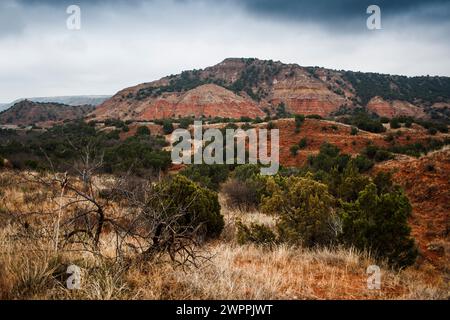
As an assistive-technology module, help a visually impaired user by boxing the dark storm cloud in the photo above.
[1,0,449,102]
[0,2,26,38]
[16,0,450,22]
[237,0,450,19]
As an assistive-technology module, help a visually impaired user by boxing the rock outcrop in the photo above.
[367,96,427,119]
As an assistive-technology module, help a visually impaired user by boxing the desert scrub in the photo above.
[236,220,277,245]
[148,175,224,239]
[222,179,260,210]
[222,164,269,210]
[261,175,338,247]
[340,183,418,268]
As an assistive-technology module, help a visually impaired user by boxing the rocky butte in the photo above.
[90,58,450,122]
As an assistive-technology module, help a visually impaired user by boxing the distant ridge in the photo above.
[0,100,95,126]
[0,95,111,112]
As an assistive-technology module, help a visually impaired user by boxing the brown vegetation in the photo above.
[0,169,448,300]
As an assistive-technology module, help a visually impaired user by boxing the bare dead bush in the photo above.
[222,179,259,211]
[4,143,212,273]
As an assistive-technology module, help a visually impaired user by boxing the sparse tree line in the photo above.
[0,121,171,175]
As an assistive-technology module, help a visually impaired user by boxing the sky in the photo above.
[1,0,449,102]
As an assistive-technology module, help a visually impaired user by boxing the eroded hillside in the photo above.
[90,58,450,122]
[375,148,450,273]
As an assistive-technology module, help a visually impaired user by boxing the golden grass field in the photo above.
[0,171,447,300]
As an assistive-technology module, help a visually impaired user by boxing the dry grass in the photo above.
[0,171,448,300]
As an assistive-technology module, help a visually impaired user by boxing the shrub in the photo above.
[105,119,126,129]
[233,164,260,182]
[224,165,268,209]
[106,130,121,140]
[351,155,374,173]
[340,183,418,268]
[262,176,338,247]
[363,145,378,159]
[236,221,277,245]
[162,120,174,134]
[374,149,394,162]
[178,118,193,129]
[373,171,395,195]
[386,139,450,157]
[240,116,253,123]
[428,127,438,135]
[306,114,323,120]
[294,114,305,129]
[275,103,291,118]
[385,134,395,142]
[103,137,171,173]
[342,111,386,133]
[328,164,372,202]
[136,126,151,136]
[225,123,238,130]
[148,175,224,239]
[24,160,39,170]
[417,120,448,133]
[298,138,308,149]
[363,145,394,162]
[290,145,299,156]
[222,179,259,210]
[350,127,358,135]
[180,164,229,191]
[241,123,254,131]
[308,143,350,173]
[253,117,263,124]
[390,119,401,129]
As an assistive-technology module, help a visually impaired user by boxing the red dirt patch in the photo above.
[375,148,450,272]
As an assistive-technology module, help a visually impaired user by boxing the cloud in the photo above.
[0,1,27,38]
[0,0,449,102]
[235,0,450,22]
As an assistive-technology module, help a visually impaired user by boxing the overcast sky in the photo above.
[1,0,449,102]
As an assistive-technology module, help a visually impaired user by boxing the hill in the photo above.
[375,148,450,272]
[91,58,450,122]
[0,100,95,126]
[0,95,110,112]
